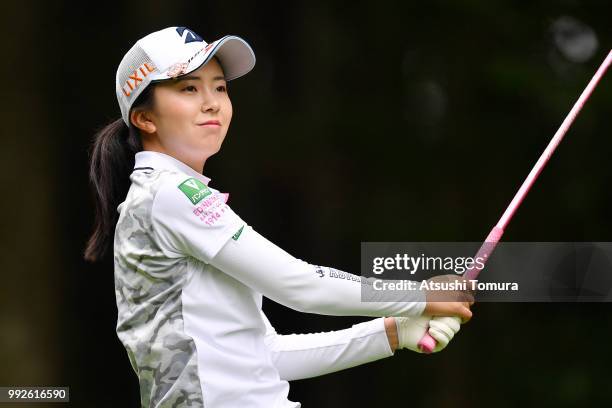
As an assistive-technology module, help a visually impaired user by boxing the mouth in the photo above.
[198,120,221,127]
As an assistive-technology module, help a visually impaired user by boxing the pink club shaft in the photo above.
[418,49,612,353]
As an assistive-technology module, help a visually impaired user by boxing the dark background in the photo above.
[1,0,611,406]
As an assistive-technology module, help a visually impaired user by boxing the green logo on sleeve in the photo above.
[232,225,244,241]
[178,178,212,204]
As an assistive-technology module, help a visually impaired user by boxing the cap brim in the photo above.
[206,35,256,80]
[151,35,255,82]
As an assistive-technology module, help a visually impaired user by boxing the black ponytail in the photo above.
[84,85,156,262]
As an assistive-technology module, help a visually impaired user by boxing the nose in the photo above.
[201,89,220,113]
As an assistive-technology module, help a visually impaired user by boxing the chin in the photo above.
[209,141,223,154]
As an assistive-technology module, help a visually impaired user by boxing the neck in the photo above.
[142,140,206,174]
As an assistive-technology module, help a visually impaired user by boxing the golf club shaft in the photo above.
[418,49,612,353]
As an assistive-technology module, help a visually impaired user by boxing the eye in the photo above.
[216,85,227,92]
[182,85,197,92]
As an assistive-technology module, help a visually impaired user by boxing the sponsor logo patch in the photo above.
[176,27,204,43]
[122,62,156,97]
[178,178,212,205]
[232,225,244,241]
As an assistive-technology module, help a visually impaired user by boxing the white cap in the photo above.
[115,26,256,126]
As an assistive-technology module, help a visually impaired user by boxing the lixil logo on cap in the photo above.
[121,62,156,97]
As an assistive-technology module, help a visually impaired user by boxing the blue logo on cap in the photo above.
[176,27,204,43]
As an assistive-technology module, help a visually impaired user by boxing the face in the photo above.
[135,57,232,171]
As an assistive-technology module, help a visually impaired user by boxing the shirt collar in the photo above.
[134,151,212,186]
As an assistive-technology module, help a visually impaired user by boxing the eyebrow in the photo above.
[173,75,226,83]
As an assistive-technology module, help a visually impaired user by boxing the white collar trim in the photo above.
[133,151,212,185]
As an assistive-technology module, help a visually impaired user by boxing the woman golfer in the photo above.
[85,27,473,408]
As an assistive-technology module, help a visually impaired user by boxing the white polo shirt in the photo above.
[114,151,425,407]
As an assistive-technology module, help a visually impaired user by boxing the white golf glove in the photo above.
[395,315,461,353]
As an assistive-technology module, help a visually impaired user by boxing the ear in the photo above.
[130,109,157,134]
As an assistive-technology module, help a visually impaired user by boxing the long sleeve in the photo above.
[151,180,426,318]
[260,311,394,381]
[209,225,426,317]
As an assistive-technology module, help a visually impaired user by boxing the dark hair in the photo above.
[84,84,157,262]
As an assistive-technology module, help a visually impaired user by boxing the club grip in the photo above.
[417,332,437,353]
[416,227,504,354]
